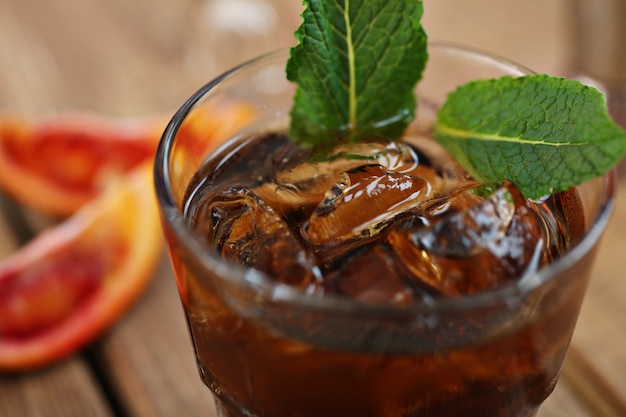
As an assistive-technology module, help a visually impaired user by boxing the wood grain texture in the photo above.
[0,356,113,417]
[0,1,624,417]
[539,380,595,417]
[91,257,218,417]
[423,0,573,76]
[0,179,112,417]
[564,174,626,416]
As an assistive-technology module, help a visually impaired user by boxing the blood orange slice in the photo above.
[0,113,164,217]
[0,161,162,371]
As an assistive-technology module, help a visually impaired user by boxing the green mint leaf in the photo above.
[434,74,626,199]
[286,0,427,146]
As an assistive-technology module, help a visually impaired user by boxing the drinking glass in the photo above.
[154,42,616,417]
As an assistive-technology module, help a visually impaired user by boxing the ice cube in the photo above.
[252,182,322,223]
[323,244,415,304]
[304,165,430,246]
[388,182,546,296]
[196,185,319,290]
[278,138,417,176]
[273,138,421,204]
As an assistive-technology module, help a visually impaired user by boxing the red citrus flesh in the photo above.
[0,113,164,216]
[0,162,162,371]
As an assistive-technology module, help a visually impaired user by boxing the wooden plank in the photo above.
[0,359,113,417]
[0,195,28,249]
[563,173,626,416]
[0,0,181,114]
[0,1,622,417]
[0,0,301,116]
[561,347,626,417]
[92,256,217,417]
[0,1,215,416]
[0,196,115,417]
[539,379,595,417]
[424,0,570,76]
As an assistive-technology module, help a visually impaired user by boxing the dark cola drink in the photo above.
[180,131,587,417]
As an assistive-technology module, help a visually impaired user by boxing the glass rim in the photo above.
[154,41,617,315]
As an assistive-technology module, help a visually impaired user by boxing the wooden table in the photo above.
[1,1,625,416]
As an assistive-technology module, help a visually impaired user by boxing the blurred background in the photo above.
[1,1,625,417]
[2,0,619,118]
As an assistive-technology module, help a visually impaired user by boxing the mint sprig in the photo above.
[286,1,626,199]
[286,0,427,146]
[434,75,626,199]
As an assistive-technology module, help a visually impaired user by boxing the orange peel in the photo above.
[0,113,164,217]
[0,162,162,371]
